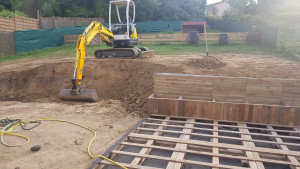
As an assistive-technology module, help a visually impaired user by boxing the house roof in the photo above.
[182,21,206,26]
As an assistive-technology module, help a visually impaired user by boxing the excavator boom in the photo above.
[59,21,114,102]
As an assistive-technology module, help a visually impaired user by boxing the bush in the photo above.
[276,44,300,61]
[0,10,27,18]
[15,11,27,17]
[0,9,14,18]
[0,5,4,12]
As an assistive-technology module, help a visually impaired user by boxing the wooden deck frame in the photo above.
[91,115,300,169]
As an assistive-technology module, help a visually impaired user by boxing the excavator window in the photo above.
[112,16,134,35]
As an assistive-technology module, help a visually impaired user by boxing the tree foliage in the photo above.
[224,0,257,16]
[0,0,207,21]
[222,0,300,24]
[207,5,219,16]
[0,9,27,18]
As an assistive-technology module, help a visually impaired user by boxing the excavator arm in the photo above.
[59,0,155,102]
[71,22,114,95]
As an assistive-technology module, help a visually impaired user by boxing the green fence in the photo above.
[14,21,182,54]
[135,21,181,33]
[14,26,87,54]
[206,19,278,48]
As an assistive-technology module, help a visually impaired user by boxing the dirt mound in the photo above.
[186,57,227,69]
[0,59,182,115]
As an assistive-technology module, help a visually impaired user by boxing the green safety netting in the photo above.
[14,21,182,54]
[14,26,87,54]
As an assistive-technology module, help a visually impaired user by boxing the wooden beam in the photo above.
[267,126,300,169]
[130,117,170,166]
[166,119,194,169]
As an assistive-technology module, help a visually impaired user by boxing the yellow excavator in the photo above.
[59,0,154,102]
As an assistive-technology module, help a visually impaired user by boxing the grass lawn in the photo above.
[1,41,298,62]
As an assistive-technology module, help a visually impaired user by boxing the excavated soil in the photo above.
[0,59,182,115]
[186,57,227,69]
[1,54,300,169]
[1,54,300,116]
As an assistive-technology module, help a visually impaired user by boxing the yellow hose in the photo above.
[1,123,30,147]
[0,119,127,169]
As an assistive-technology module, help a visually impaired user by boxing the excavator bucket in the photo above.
[58,89,98,102]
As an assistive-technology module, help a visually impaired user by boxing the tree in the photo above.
[257,0,300,23]
[224,0,257,15]
[95,0,109,20]
[0,0,12,9]
[152,0,206,21]
[221,0,258,22]
[2,0,207,21]
[207,5,219,16]
[10,0,42,18]
[41,2,53,17]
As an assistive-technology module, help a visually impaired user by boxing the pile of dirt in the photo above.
[0,59,182,115]
[186,57,227,69]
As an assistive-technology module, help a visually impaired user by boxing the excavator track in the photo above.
[94,47,155,59]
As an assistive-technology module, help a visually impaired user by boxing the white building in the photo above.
[208,1,231,17]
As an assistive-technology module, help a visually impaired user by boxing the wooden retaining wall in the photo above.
[0,16,39,32]
[149,73,300,126]
[0,31,15,57]
[138,32,247,44]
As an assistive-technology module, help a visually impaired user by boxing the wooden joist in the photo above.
[93,115,300,169]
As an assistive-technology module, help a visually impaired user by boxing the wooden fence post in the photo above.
[99,34,101,45]
[14,13,17,31]
[37,10,40,20]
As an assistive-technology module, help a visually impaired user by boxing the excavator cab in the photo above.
[94,0,151,58]
[108,0,138,47]
[112,16,134,36]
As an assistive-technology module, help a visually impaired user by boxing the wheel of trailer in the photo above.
[219,33,228,45]
[188,31,199,45]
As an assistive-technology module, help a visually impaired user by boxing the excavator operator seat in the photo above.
[111,17,134,36]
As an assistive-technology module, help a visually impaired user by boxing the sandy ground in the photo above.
[0,53,300,169]
[147,53,300,78]
[0,101,140,169]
